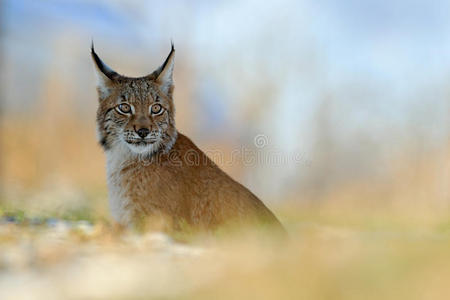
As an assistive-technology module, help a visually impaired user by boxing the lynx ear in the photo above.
[155,43,175,97]
[91,43,120,100]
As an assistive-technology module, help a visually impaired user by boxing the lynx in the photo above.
[91,43,284,232]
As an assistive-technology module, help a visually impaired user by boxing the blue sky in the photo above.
[4,0,450,85]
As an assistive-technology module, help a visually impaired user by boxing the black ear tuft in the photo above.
[90,42,119,80]
[157,42,175,78]
[91,42,123,100]
[152,43,175,96]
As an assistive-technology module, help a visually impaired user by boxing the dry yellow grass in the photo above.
[0,207,450,300]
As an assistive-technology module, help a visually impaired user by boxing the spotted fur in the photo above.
[92,44,285,233]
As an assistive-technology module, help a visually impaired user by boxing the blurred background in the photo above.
[0,0,448,220]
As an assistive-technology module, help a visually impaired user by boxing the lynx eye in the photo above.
[151,104,163,115]
[117,103,131,114]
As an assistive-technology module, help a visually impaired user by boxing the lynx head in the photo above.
[91,43,177,155]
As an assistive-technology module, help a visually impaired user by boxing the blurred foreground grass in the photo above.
[0,205,450,300]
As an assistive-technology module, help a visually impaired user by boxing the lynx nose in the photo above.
[136,128,150,138]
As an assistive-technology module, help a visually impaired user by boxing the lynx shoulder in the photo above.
[91,43,284,232]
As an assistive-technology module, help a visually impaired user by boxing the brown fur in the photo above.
[91,44,284,232]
